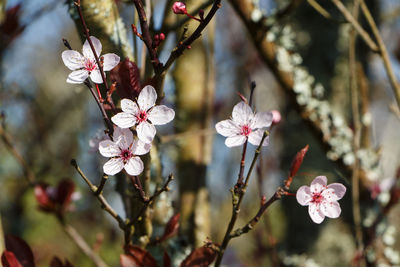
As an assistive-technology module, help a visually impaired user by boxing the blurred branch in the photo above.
[306,0,332,19]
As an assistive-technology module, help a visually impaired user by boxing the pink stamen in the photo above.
[311,192,323,204]
[84,59,97,72]
[120,149,133,163]
[136,110,148,123]
[240,125,252,136]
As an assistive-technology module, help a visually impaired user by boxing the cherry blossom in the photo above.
[296,176,346,224]
[98,127,151,176]
[111,85,175,143]
[61,36,120,84]
[172,2,187,14]
[215,101,273,147]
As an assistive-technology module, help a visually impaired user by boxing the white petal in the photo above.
[148,105,175,125]
[102,53,120,71]
[82,36,102,59]
[131,139,151,155]
[90,69,103,84]
[67,69,89,84]
[232,102,254,125]
[320,201,341,218]
[248,129,269,146]
[310,176,327,193]
[124,157,144,176]
[114,128,134,150]
[121,99,139,114]
[215,120,240,137]
[327,183,346,200]
[103,158,124,175]
[136,121,156,143]
[308,204,325,224]
[225,135,246,147]
[321,188,339,202]
[98,140,120,157]
[296,186,312,206]
[138,85,157,111]
[111,112,137,128]
[251,111,273,129]
[61,50,84,70]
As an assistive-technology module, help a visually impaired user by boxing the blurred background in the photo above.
[1,0,400,266]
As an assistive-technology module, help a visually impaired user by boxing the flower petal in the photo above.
[131,139,151,155]
[215,120,240,137]
[310,176,327,193]
[115,128,134,150]
[61,50,84,70]
[327,183,346,200]
[67,69,89,84]
[296,185,312,206]
[103,158,124,175]
[320,201,341,218]
[124,157,144,176]
[251,111,273,129]
[248,129,269,146]
[102,53,120,71]
[138,85,157,111]
[308,204,325,224]
[321,188,339,202]
[98,140,120,157]
[111,112,137,129]
[90,69,103,84]
[82,36,102,59]
[137,121,156,143]
[148,105,175,125]
[121,99,139,114]
[225,135,246,147]
[232,102,254,125]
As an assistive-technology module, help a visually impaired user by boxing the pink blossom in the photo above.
[98,127,151,176]
[172,2,187,14]
[215,101,273,147]
[271,110,281,125]
[296,176,346,224]
[61,36,120,84]
[111,85,175,143]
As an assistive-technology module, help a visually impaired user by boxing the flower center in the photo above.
[120,149,132,162]
[84,59,97,72]
[136,110,148,123]
[240,125,252,136]
[311,192,324,204]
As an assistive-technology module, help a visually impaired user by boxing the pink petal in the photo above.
[102,53,120,71]
[138,85,157,111]
[131,139,152,156]
[321,188,339,202]
[103,158,124,175]
[320,201,341,218]
[327,183,346,200]
[148,105,175,125]
[98,140,120,157]
[124,157,144,176]
[111,112,137,128]
[82,36,102,59]
[137,121,156,143]
[310,176,327,193]
[215,120,240,137]
[67,69,89,84]
[225,135,246,147]
[308,204,325,224]
[296,185,312,206]
[61,50,84,70]
[232,102,254,125]
[90,69,103,84]
[251,111,273,129]
[114,128,134,150]
[120,99,139,114]
[248,129,269,146]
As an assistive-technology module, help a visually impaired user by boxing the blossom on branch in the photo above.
[296,176,346,224]
[172,2,187,14]
[111,85,175,143]
[215,101,273,147]
[98,127,151,176]
[62,36,120,84]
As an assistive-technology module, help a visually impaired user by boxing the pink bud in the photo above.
[271,110,281,125]
[172,2,187,15]
[159,33,165,41]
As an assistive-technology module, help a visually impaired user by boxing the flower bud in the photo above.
[271,110,281,125]
[172,2,187,15]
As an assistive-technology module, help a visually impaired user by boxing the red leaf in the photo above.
[160,213,180,242]
[34,184,55,212]
[163,251,171,267]
[120,254,139,267]
[110,58,141,100]
[180,247,216,267]
[55,179,75,211]
[50,257,74,267]
[5,234,35,267]
[123,245,159,267]
[1,251,23,267]
[289,145,309,178]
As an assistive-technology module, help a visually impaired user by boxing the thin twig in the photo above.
[307,0,332,19]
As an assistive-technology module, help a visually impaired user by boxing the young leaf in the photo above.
[160,213,180,242]
[1,251,23,267]
[110,58,141,100]
[180,247,216,267]
[5,234,35,267]
[123,245,159,267]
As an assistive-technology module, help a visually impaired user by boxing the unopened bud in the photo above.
[199,9,205,20]
[172,2,187,15]
[271,110,281,125]
[159,33,165,41]
[289,145,309,179]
